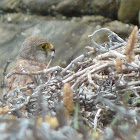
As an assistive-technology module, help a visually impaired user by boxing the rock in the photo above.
[104,20,134,38]
[22,0,62,15]
[81,15,111,26]
[118,0,140,23]
[55,0,84,16]
[91,0,120,19]
[0,0,120,19]
[56,0,121,19]
[0,22,25,78]
[0,14,133,81]
[0,0,23,12]
[0,0,60,14]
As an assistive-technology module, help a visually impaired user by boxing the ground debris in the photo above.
[0,27,140,140]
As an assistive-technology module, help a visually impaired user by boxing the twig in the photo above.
[10,96,30,112]
[7,66,62,78]
[88,28,125,52]
[98,96,140,121]
[46,51,55,69]
[63,61,114,83]
[87,71,99,90]
[1,59,11,88]
[93,108,102,130]
[1,59,11,96]
[60,51,94,76]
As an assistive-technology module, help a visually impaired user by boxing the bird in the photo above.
[5,36,54,98]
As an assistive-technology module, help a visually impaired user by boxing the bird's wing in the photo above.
[6,59,46,96]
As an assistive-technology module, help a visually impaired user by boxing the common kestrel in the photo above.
[5,36,54,97]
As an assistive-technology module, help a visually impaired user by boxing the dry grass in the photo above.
[0,27,140,140]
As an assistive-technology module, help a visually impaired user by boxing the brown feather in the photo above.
[6,58,47,95]
[5,36,53,96]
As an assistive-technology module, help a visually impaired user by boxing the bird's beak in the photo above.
[45,44,55,57]
[50,48,55,58]
[50,48,55,53]
[50,44,55,53]
[49,44,55,56]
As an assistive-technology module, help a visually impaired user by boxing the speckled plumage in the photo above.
[6,36,53,95]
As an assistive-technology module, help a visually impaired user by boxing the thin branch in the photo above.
[93,108,102,130]
[7,66,62,78]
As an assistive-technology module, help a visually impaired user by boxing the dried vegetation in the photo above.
[0,27,140,140]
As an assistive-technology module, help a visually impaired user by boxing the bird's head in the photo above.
[18,36,55,63]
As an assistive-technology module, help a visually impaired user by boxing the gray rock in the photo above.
[0,0,120,19]
[0,0,23,12]
[103,20,134,37]
[55,0,84,16]
[22,0,62,15]
[91,0,120,19]
[0,13,133,86]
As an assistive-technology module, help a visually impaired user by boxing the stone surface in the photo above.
[118,0,140,23]
[0,0,136,93]
[92,0,120,19]
[0,0,22,12]
[0,13,134,76]
[104,20,133,37]
[0,0,120,18]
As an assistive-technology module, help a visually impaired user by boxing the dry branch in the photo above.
[0,27,140,140]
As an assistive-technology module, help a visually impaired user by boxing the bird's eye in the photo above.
[40,44,47,51]
[40,43,54,51]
